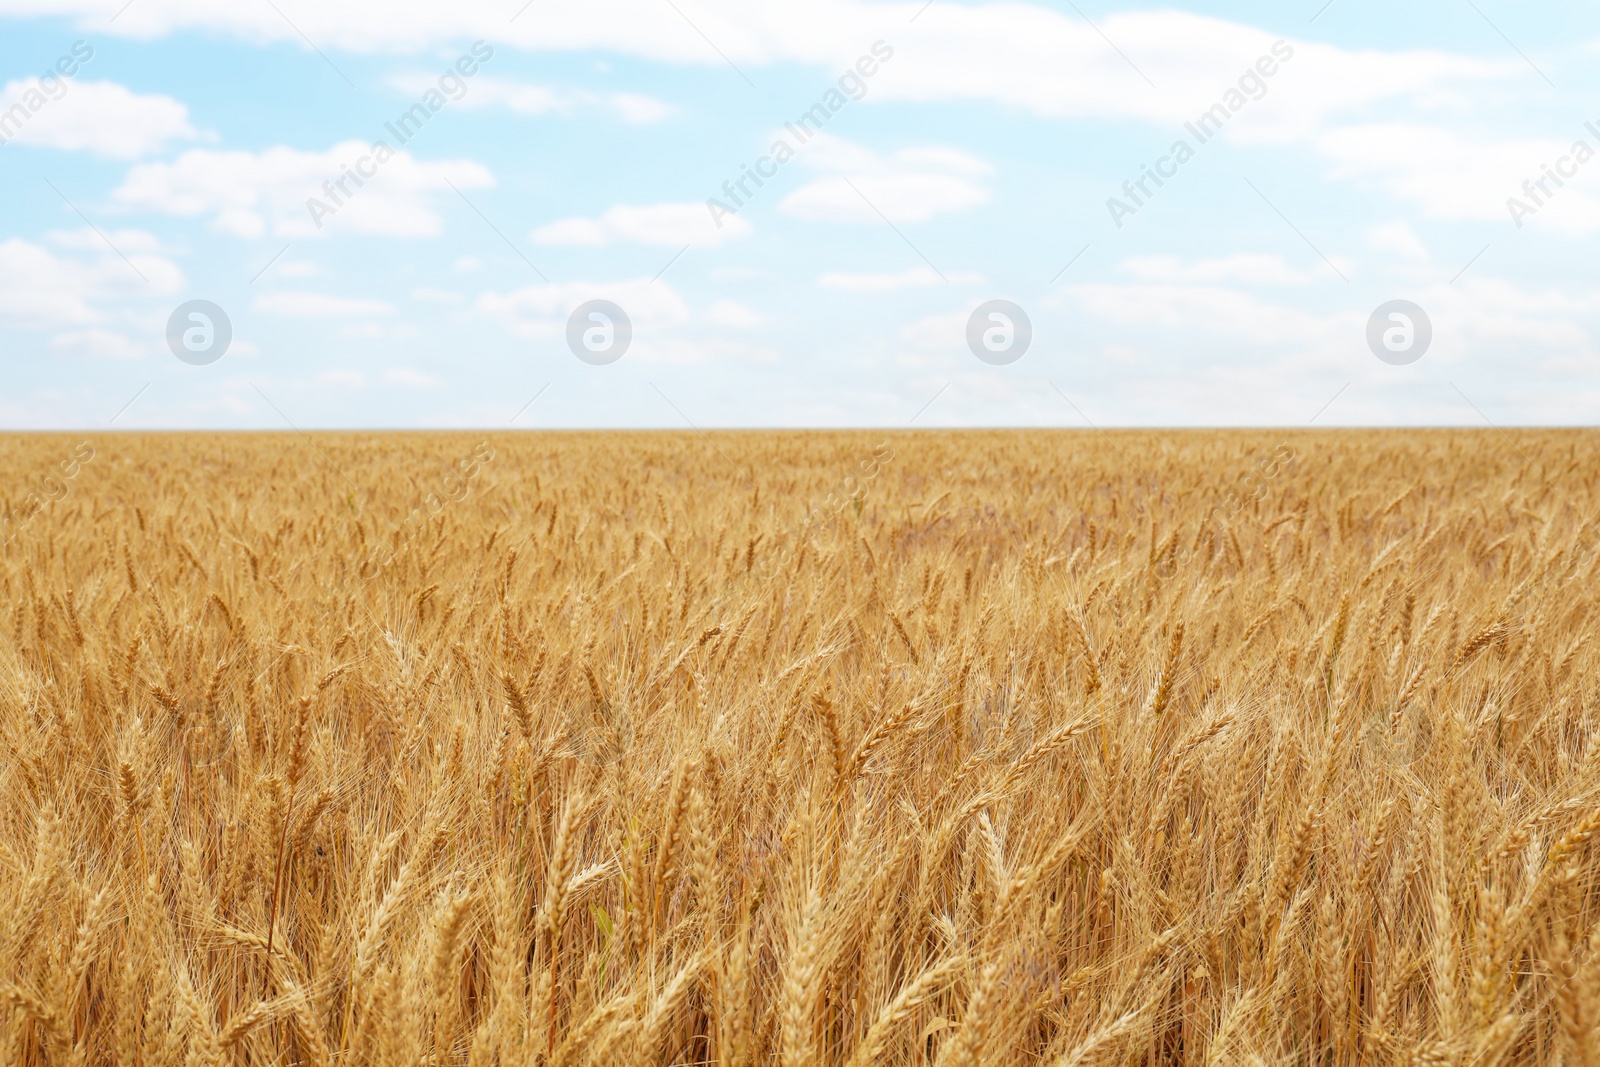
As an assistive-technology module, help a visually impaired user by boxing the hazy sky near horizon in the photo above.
[1,0,1597,429]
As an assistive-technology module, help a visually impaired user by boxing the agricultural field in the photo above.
[4,429,1600,1065]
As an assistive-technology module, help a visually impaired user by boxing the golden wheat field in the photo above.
[4,428,1600,1065]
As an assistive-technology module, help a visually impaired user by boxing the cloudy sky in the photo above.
[0,0,1596,428]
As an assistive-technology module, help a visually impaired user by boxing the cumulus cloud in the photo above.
[479,279,783,362]
[704,299,762,327]
[1114,254,1323,285]
[1064,281,1342,350]
[253,291,395,317]
[384,367,440,387]
[0,79,198,158]
[113,140,495,239]
[1060,274,1600,371]
[817,266,984,290]
[4,2,1516,136]
[338,322,419,341]
[46,227,166,254]
[610,92,677,123]
[49,327,146,358]
[1366,221,1430,260]
[315,369,368,389]
[629,337,781,364]
[1315,123,1600,232]
[0,233,182,330]
[898,309,971,352]
[780,135,991,224]
[386,74,675,123]
[477,277,690,339]
[533,201,750,246]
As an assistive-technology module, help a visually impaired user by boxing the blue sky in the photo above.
[0,0,1597,428]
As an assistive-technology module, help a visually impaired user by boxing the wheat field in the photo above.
[3,429,1600,1065]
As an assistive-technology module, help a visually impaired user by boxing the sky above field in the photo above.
[0,0,1597,428]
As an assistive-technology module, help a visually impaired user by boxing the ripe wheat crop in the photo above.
[4,429,1600,1065]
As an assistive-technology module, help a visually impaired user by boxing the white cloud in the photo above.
[1434,277,1600,352]
[50,327,146,358]
[1366,221,1430,260]
[611,92,675,123]
[113,140,495,238]
[1315,123,1600,232]
[386,74,676,123]
[709,266,770,281]
[478,278,755,363]
[384,367,439,387]
[1115,254,1321,285]
[0,79,197,158]
[780,135,991,224]
[338,322,418,340]
[275,259,323,277]
[253,291,395,317]
[1060,274,1599,373]
[1064,281,1339,349]
[12,3,1515,136]
[881,11,1512,142]
[631,337,781,364]
[533,201,750,246]
[477,276,690,339]
[899,309,969,352]
[46,227,166,253]
[0,236,182,329]
[315,369,367,389]
[704,299,762,327]
[818,265,983,290]
[781,173,986,224]
[454,256,482,272]
[887,146,994,176]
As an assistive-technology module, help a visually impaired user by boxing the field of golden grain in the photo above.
[3,429,1600,1065]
